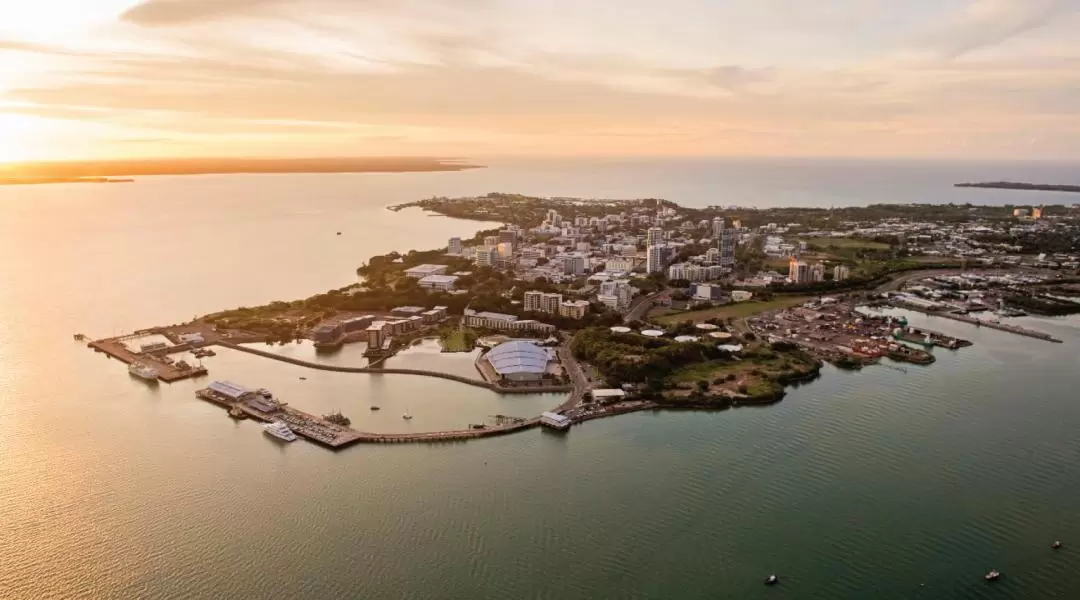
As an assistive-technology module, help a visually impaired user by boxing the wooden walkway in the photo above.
[219,342,574,394]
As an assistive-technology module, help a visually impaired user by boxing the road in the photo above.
[556,342,590,412]
[624,290,671,323]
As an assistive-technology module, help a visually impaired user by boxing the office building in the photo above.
[562,254,587,276]
[646,227,664,246]
[809,262,826,283]
[498,229,518,245]
[447,237,462,255]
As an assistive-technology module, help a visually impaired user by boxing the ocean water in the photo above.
[2,159,1080,599]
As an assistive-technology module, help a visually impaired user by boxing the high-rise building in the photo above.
[646,244,668,274]
[1032,206,1044,220]
[497,242,514,257]
[558,300,590,320]
[712,217,726,238]
[789,257,808,283]
[484,235,499,247]
[447,237,462,255]
[562,254,587,276]
[719,231,736,270]
[833,265,851,281]
[523,290,543,312]
[705,247,720,264]
[475,246,499,268]
[598,280,635,310]
[731,218,742,229]
[546,209,562,227]
[498,229,518,245]
[809,262,825,283]
[646,227,664,246]
[574,216,588,227]
[540,293,563,314]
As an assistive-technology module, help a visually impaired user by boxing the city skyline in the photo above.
[1,0,1079,162]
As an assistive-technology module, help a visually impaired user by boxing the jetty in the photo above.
[887,302,1063,343]
[195,384,541,447]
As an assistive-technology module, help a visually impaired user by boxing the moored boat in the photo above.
[263,421,297,442]
[985,570,1000,581]
[128,362,159,382]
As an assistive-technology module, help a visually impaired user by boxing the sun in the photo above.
[0,114,44,163]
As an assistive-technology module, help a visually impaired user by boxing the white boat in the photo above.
[764,574,779,586]
[985,570,1000,581]
[402,412,413,420]
[263,421,297,442]
[128,362,159,382]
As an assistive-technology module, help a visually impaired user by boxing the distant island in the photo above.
[955,181,1080,193]
[0,156,484,181]
[0,176,134,186]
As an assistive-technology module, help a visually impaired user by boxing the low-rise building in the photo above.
[559,300,590,319]
[418,274,459,291]
[462,309,556,333]
[404,264,448,279]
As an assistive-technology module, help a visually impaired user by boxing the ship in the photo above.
[128,362,160,382]
[322,410,351,426]
[263,421,297,442]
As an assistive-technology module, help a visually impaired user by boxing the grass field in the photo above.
[655,295,814,325]
[439,328,477,352]
[801,237,890,250]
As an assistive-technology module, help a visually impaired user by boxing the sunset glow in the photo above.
[1,0,1079,162]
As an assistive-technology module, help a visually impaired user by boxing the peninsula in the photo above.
[83,192,1078,448]
[0,156,483,180]
[955,181,1080,194]
[0,176,134,186]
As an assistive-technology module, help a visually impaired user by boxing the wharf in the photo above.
[195,388,539,447]
[891,303,1063,343]
[88,338,208,382]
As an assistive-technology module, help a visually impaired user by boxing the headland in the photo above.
[955,181,1080,193]
[84,192,1077,449]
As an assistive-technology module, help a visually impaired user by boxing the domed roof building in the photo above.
[484,340,552,382]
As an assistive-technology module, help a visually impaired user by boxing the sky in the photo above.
[0,0,1078,162]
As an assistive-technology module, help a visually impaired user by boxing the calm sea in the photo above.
[1,158,1080,599]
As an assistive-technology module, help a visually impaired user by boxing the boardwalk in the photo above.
[220,342,574,394]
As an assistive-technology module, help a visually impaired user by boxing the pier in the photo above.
[88,337,208,382]
[889,302,1063,343]
[195,386,541,447]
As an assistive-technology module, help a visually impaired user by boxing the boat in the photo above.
[299,376,307,381]
[128,362,159,382]
[323,410,351,426]
[764,575,778,586]
[402,412,413,420]
[228,406,247,420]
[985,570,1000,581]
[263,421,297,442]
[370,406,381,411]
[1052,541,1063,550]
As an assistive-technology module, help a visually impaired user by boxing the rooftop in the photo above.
[485,340,550,375]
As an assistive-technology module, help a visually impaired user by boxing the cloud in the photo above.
[121,0,286,26]
[921,0,1079,59]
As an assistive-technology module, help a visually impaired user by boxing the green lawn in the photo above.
[801,237,890,250]
[439,328,477,352]
[656,296,814,325]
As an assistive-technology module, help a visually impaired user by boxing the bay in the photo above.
[1,158,1079,599]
